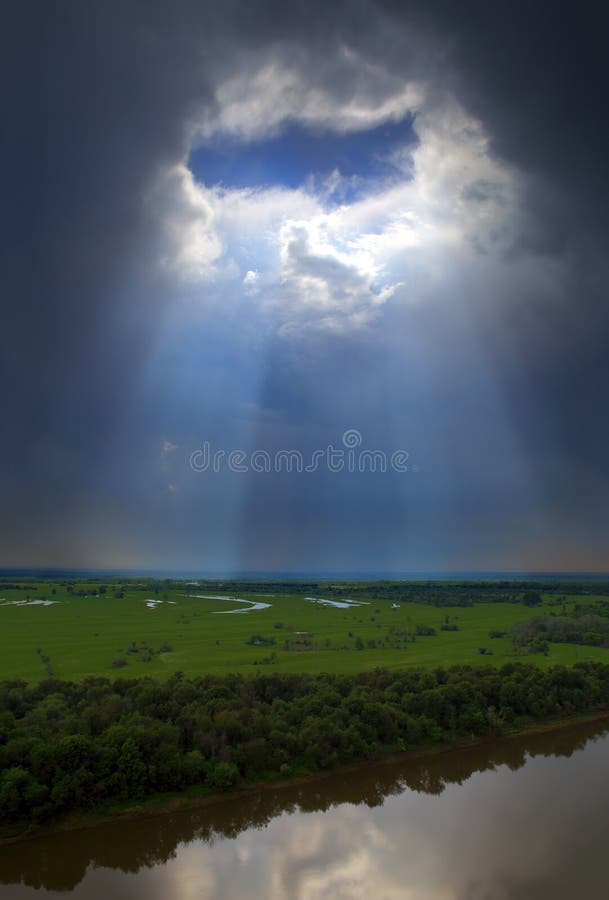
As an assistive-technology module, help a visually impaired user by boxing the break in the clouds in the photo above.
[153,89,518,333]
[2,1,608,572]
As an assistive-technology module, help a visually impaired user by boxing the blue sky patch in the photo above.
[189,116,417,195]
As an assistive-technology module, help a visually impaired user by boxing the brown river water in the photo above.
[2,718,609,899]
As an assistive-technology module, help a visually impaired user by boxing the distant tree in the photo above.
[523,590,542,607]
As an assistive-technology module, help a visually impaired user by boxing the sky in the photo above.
[1,1,608,574]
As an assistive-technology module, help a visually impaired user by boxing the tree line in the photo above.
[512,614,609,652]
[2,662,609,833]
[159,579,609,605]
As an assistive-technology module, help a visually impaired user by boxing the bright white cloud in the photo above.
[275,217,398,333]
[243,269,260,295]
[193,49,424,142]
[149,164,223,281]
[408,100,517,253]
[149,80,520,335]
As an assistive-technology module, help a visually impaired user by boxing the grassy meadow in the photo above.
[2,580,609,683]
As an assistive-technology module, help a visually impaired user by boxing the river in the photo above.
[2,718,609,899]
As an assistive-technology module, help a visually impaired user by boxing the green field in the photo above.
[2,579,609,682]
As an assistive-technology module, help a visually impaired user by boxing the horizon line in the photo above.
[1,566,609,581]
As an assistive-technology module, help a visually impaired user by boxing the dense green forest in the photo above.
[2,662,609,834]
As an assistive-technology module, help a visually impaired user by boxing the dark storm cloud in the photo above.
[2,3,193,473]
[1,0,608,568]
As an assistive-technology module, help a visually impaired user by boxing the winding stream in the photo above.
[186,594,273,614]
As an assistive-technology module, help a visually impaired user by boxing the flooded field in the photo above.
[3,718,609,899]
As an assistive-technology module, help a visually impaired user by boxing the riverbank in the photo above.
[4,706,609,848]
